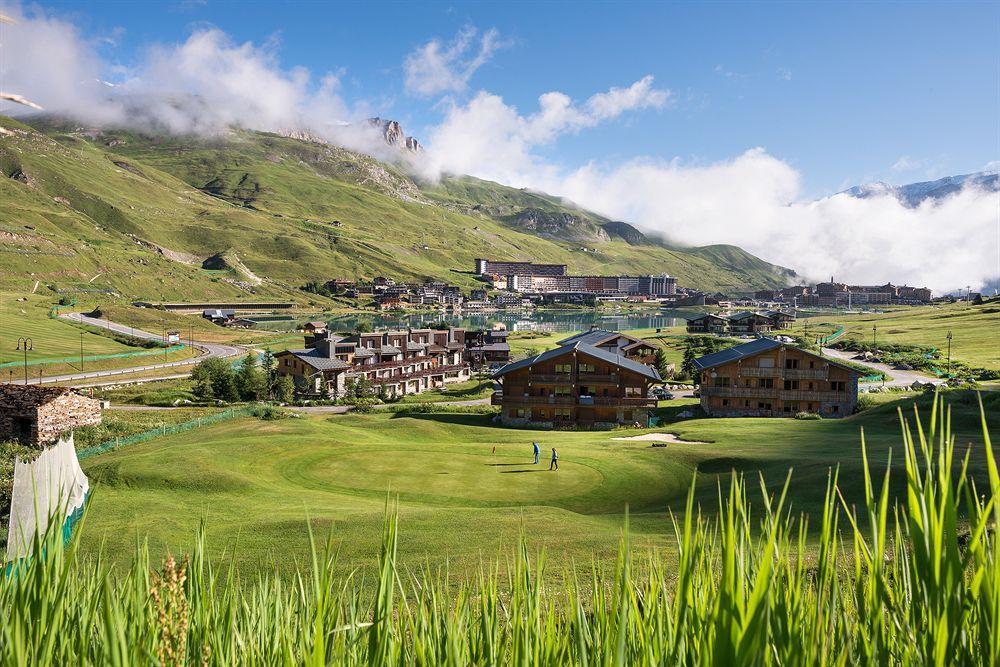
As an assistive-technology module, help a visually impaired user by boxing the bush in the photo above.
[855,393,878,412]
[253,405,289,421]
[794,411,822,420]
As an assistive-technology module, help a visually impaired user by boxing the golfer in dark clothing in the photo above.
[533,442,540,464]
[549,448,559,471]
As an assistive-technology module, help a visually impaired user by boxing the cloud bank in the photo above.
[422,90,997,294]
[1,6,995,293]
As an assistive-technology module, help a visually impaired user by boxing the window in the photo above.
[713,376,731,387]
[537,410,548,419]
[744,400,750,407]
[785,358,799,370]
[758,358,775,368]
[832,405,840,413]
[783,404,795,413]
[555,363,572,374]
[807,382,813,390]
[757,402,772,410]
[516,408,526,418]
[554,386,572,396]
[784,380,799,390]
[758,378,774,388]
[625,386,643,396]
[554,408,571,418]
[722,399,730,407]
[809,360,815,369]
[831,381,846,391]
[578,363,595,373]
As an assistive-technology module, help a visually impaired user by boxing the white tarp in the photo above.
[5,433,89,561]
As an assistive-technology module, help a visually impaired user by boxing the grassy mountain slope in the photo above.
[1,116,794,299]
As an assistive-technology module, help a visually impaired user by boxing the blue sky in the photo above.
[26,0,1000,196]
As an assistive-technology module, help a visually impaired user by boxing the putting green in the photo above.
[290,449,603,502]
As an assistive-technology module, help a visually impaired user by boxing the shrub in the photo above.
[253,405,289,421]
[794,411,822,420]
[855,393,878,412]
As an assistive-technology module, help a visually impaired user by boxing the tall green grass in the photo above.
[1,393,996,665]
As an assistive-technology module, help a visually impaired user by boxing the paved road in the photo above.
[822,347,943,388]
[2,312,243,387]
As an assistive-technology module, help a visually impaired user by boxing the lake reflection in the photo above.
[323,309,698,333]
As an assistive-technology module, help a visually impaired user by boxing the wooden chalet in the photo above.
[693,339,861,418]
[491,341,661,428]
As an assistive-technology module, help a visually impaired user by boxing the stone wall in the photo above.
[0,389,103,447]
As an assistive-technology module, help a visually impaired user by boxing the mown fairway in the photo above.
[78,391,1000,579]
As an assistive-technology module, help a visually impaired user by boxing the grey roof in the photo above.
[493,341,660,381]
[686,312,728,322]
[468,342,510,352]
[557,329,642,348]
[692,338,862,375]
[692,339,782,370]
[405,342,425,351]
[378,345,402,355]
[352,349,375,358]
[287,349,351,371]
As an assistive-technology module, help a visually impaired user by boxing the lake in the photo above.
[321,308,701,334]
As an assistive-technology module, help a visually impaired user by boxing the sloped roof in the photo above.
[0,385,79,409]
[693,338,783,370]
[557,328,643,348]
[285,349,351,371]
[493,341,660,381]
[693,338,863,375]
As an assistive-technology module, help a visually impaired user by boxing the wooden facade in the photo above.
[695,341,861,418]
[492,344,660,428]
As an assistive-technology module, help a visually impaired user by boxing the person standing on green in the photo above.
[533,442,540,464]
[549,447,559,471]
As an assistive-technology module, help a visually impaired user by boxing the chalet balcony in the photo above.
[531,373,573,383]
[580,396,657,407]
[783,368,829,380]
[738,367,780,378]
[700,386,848,403]
[577,373,619,384]
[499,394,576,406]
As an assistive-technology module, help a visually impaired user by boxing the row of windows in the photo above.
[712,376,849,392]
[719,399,841,413]
[554,363,603,374]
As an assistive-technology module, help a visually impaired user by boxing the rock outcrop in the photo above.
[368,118,421,153]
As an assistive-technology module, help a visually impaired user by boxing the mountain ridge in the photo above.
[0,114,795,300]
[840,171,999,207]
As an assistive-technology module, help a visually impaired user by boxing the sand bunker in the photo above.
[612,432,708,444]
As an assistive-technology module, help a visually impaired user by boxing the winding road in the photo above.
[821,346,943,388]
[9,312,244,387]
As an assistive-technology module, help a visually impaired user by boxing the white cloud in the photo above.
[777,67,792,81]
[425,77,671,182]
[546,154,999,294]
[427,88,997,293]
[403,26,504,97]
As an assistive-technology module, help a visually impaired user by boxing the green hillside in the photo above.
[1,115,795,300]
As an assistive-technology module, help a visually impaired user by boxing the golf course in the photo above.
[78,390,1000,579]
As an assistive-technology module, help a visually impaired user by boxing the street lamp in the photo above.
[872,324,877,350]
[16,337,32,385]
[946,330,953,377]
[80,330,85,372]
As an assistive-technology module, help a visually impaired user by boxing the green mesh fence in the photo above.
[0,344,186,369]
[817,326,846,345]
[77,406,257,460]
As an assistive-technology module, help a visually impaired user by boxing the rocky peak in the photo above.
[368,117,421,153]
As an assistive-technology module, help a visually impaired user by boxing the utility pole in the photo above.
[16,337,32,385]
[872,324,877,350]
[946,330,953,376]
